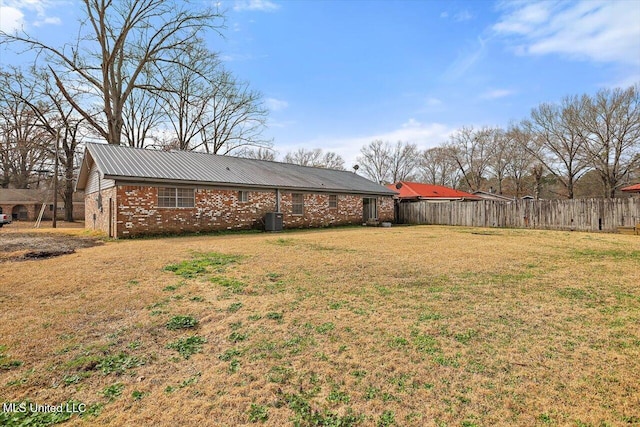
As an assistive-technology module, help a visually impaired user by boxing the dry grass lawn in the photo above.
[0,225,639,426]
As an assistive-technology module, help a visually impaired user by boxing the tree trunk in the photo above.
[608,177,617,199]
[567,176,574,199]
[64,155,75,222]
[64,186,74,222]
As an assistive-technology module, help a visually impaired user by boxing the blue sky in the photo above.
[1,0,639,167]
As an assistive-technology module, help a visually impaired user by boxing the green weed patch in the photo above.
[164,252,242,278]
[0,345,22,371]
[167,336,206,359]
[166,315,198,330]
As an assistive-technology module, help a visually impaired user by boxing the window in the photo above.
[292,193,304,215]
[238,191,249,202]
[158,188,175,207]
[328,194,338,209]
[158,187,194,208]
[176,188,195,207]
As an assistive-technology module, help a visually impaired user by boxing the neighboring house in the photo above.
[472,190,515,202]
[75,143,396,238]
[621,183,640,196]
[0,189,41,220]
[387,181,481,202]
[0,189,84,221]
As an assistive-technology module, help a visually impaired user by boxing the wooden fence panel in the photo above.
[398,198,640,233]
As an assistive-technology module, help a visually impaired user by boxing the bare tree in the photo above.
[0,66,85,220]
[153,44,220,151]
[486,128,512,195]
[32,69,85,221]
[419,146,460,187]
[236,147,277,161]
[447,126,494,192]
[357,140,419,184]
[574,85,640,198]
[0,68,51,189]
[530,163,546,200]
[199,70,272,155]
[284,148,321,166]
[0,0,224,145]
[149,41,271,154]
[505,125,537,197]
[320,151,346,170]
[356,140,392,184]
[0,124,9,188]
[526,96,590,199]
[122,70,165,148]
[388,141,419,183]
[284,148,345,169]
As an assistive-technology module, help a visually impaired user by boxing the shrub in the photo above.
[166,315,198,330]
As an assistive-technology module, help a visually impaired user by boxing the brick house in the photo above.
[75,143,396,238]
[0,189,85,221]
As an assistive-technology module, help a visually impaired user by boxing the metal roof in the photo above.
[77,143,397,196]
[386,181,481,200]
[621,183,640,192]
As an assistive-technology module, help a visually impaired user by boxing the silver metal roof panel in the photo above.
[77,143,397,196]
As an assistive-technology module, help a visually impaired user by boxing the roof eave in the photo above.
[75,148,94,192]
[419,196,464,201]
[108,175,396,196]
[621,186,640,192]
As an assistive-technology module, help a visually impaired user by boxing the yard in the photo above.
[0,226,638,426]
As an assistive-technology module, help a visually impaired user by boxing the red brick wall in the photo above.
[86,184,395,238]
[85,187,117,237]
[378,197,395,222]
[0,204,37,221]
[284,193,393,228]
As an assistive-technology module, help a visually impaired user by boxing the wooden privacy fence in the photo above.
[398,198,640,233]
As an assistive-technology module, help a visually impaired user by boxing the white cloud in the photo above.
[454,10,473,22]
[608,75,640,90]
[493,2,549,34]
[33,16,60,27]
[480,89,515,99]
[426,97,442,106]
[265,97,288,112]
[493,1,640,66]
[233,0,280,12]
[445,36,487,79]
[268,119,295,129]
[0,0,62,32]
[440,9,474,22]
[220,52,263,62]
[0,6,24,33]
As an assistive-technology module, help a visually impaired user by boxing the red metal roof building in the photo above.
[621,183,640,193]
[385,181,481,202]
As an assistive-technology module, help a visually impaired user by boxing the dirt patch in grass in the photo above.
[0,232,102,262]
[0,226,639,426]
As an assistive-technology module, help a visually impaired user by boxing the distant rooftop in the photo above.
[386,181,480,200]
[621,183,640,192]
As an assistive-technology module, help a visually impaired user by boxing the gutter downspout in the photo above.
[275,188,281,213]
